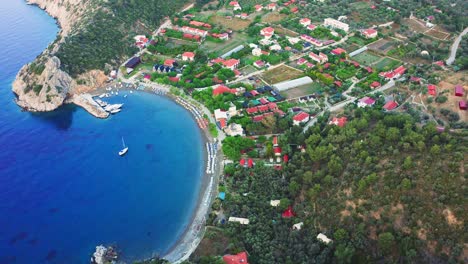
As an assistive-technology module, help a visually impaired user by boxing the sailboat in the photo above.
[119,137,129,156]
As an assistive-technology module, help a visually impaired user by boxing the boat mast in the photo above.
[121,137,126,148]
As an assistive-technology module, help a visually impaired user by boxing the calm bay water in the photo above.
[0,1,203,263]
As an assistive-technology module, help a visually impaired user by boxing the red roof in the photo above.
[394,66,406,75]
[274,147,282,154]
[258,105,269,112]
[182,51,195,58]
[268,102,277,110]
[434,60,445,66]
[229,1,239,6]
[246,107,258,114]
[239,159,245,166]
[331,48,346,55]
[252,115,264,122]
[259,98,269,104]
[247,158,254,168]
[459,100,467,110]
[293,111,309,122]
[334,81,342,87]
[363,28,377,36]
[223,252,249,264]
[272,136,278,146]
[291,7,298,13]
[213,85,236,96]
[168,76,180,82]
[283,154,289,163]
[427,84,437,96]
[223,59,240,68]
[219,118,227,129]
[383,101,398,111]
[164,59,175,66]
[410,76,421,83]
[282,206,296,218]
[370,81,381,88]
[330,117,347,127]
[455,85,464,96]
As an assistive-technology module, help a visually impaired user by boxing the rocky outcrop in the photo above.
[12,56,74,112]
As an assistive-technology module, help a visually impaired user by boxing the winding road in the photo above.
[446,27,468,65]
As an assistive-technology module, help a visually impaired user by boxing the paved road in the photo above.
[446,27,468,65]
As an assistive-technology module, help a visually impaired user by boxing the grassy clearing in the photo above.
[210,14,251,31]
[282,82,322,98]
[350,1,370,10]
[201,33,251,55]
[374,57,401,71]
[261,65,304,84]
[262,12,287,24]
[353,51,382,66]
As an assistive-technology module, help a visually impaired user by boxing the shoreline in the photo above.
[89,82,221,263]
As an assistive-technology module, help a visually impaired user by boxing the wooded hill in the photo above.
[55,0,189,77]
[192,109,467,264]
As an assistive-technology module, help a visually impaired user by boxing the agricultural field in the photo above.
[342,43,361,53]
[368,38,395,54]
[353,51,382,66]
[426,27,451,40]
[432,72,468,122]
[350,1,370,10]
[281,82,322,99]
[374,57,401,71]
[209,14,252,31]
[402,18,428,34]
[201,33,251,55]
[273,26,299,37]
[260,65,304,84]
[262,12,287,24]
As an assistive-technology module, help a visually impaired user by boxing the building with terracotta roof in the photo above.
[223,252,249,264]
[362,28,378,38]
[260,27,275,38]
[307,24,317,31]
[293,111,310,125]
[358,96,376,108]
[180,26,207,37]
[383,101,398,111]
[379,66,406,80]
[182,52,195,61]
[300,34,323,47]
[164,59,176,67]
[324,18,349,32]
[222,59,240,70]
[455,84,464,96]
[255,4,263,11]
[282,206,296,218]
[331,48,346,55]
[213,85,236,96]
[370,81,381,88]
[300,18,311,26]
[459,100,467,110]
[427,84,437,96]
[329,117,347,127]
[267,3,277,11]
[309,52,328,64]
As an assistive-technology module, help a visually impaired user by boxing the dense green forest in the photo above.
[191,110,466,264]
[56,0,189,77]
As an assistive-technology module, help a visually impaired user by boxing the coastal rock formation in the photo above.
[12,56,74,112]
[69,94,109,119]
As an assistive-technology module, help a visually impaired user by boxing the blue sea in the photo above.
[0,1,203,263]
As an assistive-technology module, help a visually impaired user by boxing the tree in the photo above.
[334,243,355,263]
[378,232,395,254]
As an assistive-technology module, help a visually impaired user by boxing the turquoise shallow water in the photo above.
[0,1,203,263]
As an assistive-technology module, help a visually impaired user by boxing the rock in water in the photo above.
[12,56,74,112]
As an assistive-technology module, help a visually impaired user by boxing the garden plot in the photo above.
[353,51,382,66]
[261,65,304,84]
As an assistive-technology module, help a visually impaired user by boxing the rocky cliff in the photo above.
[13,0,105,114]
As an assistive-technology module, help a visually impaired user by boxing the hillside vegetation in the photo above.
[193,110,467,264]
[56,0,189,77]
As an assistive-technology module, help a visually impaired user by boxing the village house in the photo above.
[222,58,240,70]
[164,59,176,67]
[212,85,237,96]
[301,34,323,47]
[362,28,378,38]
[252,47,262,56]
[211,32,229,40]
[287,36,301,44]
[189,21,211,28]
[358,96,376,108]
[253,60,265,68]
[324,18,349,32]
[307,24,317,31]
[293,222,304,230]
[270,200,281,206]
[317,233,332,244]
[260,27,275,38]
[180,26,207,37]
[331,47,346,55]
[293,111,310,125]
[300,18,311,26]
[267,3,277,11]
[228,217,249,225]
[255,4,263,11]
[459,101,467,110]
[427,84,437,96]
[229,1,242,10]
[379,65,406,80]
[383,100,398,111]
[329,117,347,127]
[181,51,195,61]
[224,123,244,136]
[223,252,249,264]
[269,44,282,51]
[309,52,328,64]
[455,84,464,96]
[370,81,381,89]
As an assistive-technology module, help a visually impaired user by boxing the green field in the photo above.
[374,57,401,71]
[281,82,322,99]
[350,1,370,10]
[201,33,251,57]
[353,51,382,66]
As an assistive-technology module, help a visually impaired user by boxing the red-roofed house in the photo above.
[291,7,299,13]
[309,52,328,64]
[182,52,195,61]
[260,27,275,38]
[258,105,269,112]
[250,90,259,96]
[239,159,246,167]
[255,4,263,11]
[283,154,289,163]
[229,1,242,10]
[246,107,258,114]
[427,84,437,96]
[267,3,277,11]
[434,61,445,67]
[297,58,307,65]
[362,28,378,38]
[164,59,176,67]
[379,66,406,80]
[329,117,347,127]
[213,85,236,96]
[410,76,421,83]
[307,24,317,31]
[253,60,265,68]
[240,13,248,19]
[274,147,282,156]
[293,111,310,125]
[252,115,264,122]
[331,48,346,55]
[383,101,398,111]
[189,20,205,27]
[219,118,227,129]
[459,101,467,110]
[334,81,342,87]
[282,206,296,218]
[222,59,240,70]
[259,98,269,105]
[247,158,254,168]
[268,102,277,110]
[370,81,381,88]
[455,85,464,96]
[168,76,180,82]
[300,18,311,26]
[272,136,278,146]
[223,252,249,264]
[358,96,376,107]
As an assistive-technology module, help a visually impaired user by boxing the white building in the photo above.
[214,109,228,121]
[324,18,349,32]
[269,44,282,51]
[317,233,332,244]
[252,47,262,56]
[228,217,250,225]
[270,200,281,207]
[224,123,244,136]
[293,222,304,230]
